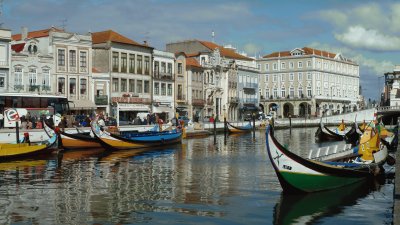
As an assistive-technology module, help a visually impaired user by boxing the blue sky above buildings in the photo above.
[2,0,399,101]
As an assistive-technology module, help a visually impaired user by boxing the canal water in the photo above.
[0,127,394,224]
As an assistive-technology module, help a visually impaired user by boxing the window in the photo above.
[137,55,143,74]
[129,79,135,92]
[265,89,270,98]
[178,63,183,74]
[273,63,277,70]
[136,80,143,93]
[265,64,269,71]
[298,72,303,81]
[58,77,65,94]
[307,61,311,67]
[14,67,23,85]
[307,72,312,80]
[167,84,172,96]
[80,51,87,69]
[265,74,269,82]
[121,79,127,92]
[281,62,286,69]
[0,74,4,87]
[273,74,277,82]
[112,78,119,92]
[69,50,76,67]
[112,52,119,72]
[57,49,65,67]
[307,86,312,97]
[273,88,278,98]
[257,64,261,70]
[28,68,37,85]
[144,80,150,93]
[298,61,303,68]
[281,88,286,98]
[144,56,150,75]
[290,87,294,98]
[154,82,159,95]
[167,63,172,74]
[298,87,303,97]
[316,86,321,95]
[161,83,166,95]
[41,69,51,89]
[289,73,294,81]
[69,78,76,94]
[289,62,294,69]
[80,79,87,94]
[161,62,166,73]
[129,54,135,73]
[121,53,127,73]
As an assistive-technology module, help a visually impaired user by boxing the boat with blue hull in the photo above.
[91,120,182,150]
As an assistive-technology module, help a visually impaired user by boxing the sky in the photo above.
[2,0,399,101]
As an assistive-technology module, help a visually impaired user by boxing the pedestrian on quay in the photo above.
[0,112,3,129]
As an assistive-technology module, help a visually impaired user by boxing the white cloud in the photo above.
[335,26,400,51]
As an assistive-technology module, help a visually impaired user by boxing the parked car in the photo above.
[178,116,190,126]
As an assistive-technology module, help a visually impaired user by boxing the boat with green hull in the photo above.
[266,125,387,193]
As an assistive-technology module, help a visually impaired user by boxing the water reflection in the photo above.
[0,129,393,224]
[273,179,383,225]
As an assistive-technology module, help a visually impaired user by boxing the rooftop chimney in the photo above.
[21,26,28,40]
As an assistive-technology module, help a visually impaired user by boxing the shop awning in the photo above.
[117,103,150,112]
[69,99,97,110]
[153,106,173,113]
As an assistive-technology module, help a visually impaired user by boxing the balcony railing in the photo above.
[0,61,9,67]
[192,99,205,106]
[243,83,258,88]
[177,94,186,101]
[29,85,41,92]
[230,97,239,103]
[14,84,24,91]
[154,72,174,81]
[243,98,258,104]
[95,95,108,105]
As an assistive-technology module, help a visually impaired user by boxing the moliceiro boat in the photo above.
[0,131,57,159]
[227,122,252,133]
[43,121,101,150]
[91,119,182,151]
[266,125,387,193]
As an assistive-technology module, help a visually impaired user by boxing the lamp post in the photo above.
[223,105,227,136]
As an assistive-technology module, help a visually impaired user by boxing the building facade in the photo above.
[257,47,359,118]
[0,28,11,93]
[10,27,94,114]
[92,30,153,125]
[152,50,175,121]
[382,65,400,106]
[167,40,256,121]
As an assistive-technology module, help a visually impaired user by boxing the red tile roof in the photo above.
[12,27,63,41]
[92,30,151,48]
[198,41,253,61]
[186,57,202,69]
[263,47,337,59]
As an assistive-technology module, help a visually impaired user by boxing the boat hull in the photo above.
[227,122,252,133]
[0,135,57,159]
[59,133,101,150]
[266,126,384,193]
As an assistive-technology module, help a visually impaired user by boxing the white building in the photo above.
[11,27,94,113]
[152,50,175,121]
[0,28,11,93]
[257,47,359,118]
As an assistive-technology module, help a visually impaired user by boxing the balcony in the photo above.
[177,94,186,103]
[154,72,174,81]
[41,85,51,92]
[28,85,41,92]
[243,98,258,104]
[95,95,108,105]
[229,97,240,103]
[192,99,205,107]
[14,84,24,92]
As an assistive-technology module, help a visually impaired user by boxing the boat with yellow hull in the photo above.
[0,134,57,159]
[44,121,102,150]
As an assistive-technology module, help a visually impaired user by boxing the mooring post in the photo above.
[213,116,216,136]
[252,113,256,139]
[16,121,20,143]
